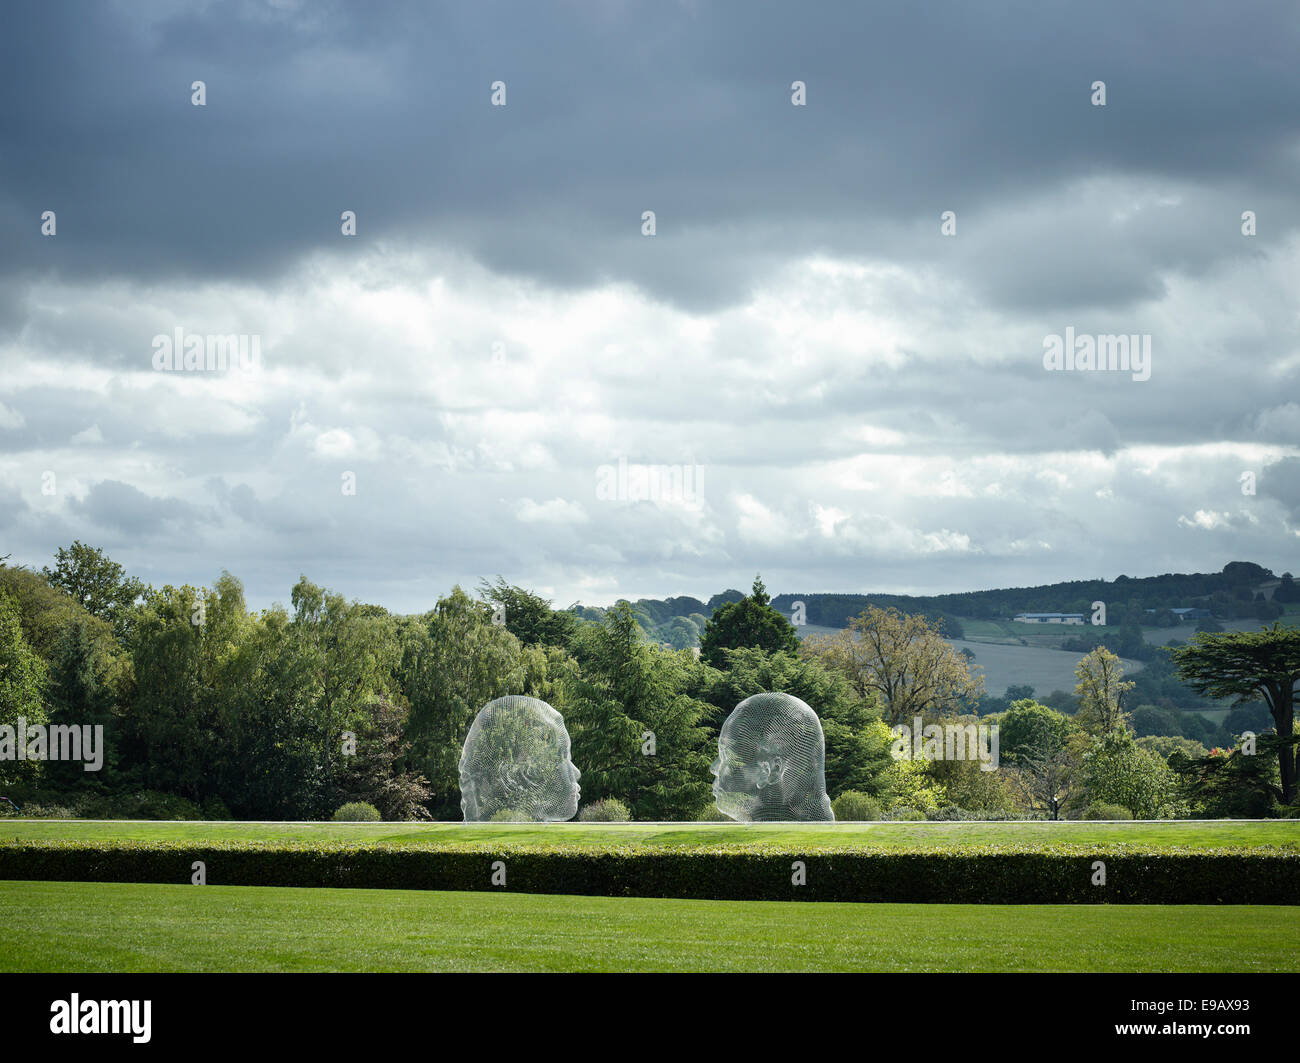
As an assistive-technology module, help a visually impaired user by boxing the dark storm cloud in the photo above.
[3,0,1299,314]
[69,479,209,535]
[0,483,28,529]
[1260,457,1300,523]
[2,1,1298,609]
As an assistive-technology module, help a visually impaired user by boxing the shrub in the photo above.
[880,759,945,815]
[116,791,204,820]
[19,803,74,819]
[1083,801,1133,820]
[332,802,381,823]
[884,806,927,821]
[578,798,631,822]
[65,790,204,820]
[489,808,527,822]
[831,791,882,821]
[200,797,232,821]
[1,841,1294,904]
[1082,731,1184,818]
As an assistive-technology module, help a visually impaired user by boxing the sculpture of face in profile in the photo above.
[710,692,834,822]
[459,695,581,822]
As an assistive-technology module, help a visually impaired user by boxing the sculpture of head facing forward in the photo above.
[711,692,834,822]
[459,695,581,822]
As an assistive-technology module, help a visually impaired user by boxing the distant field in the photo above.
[797,613,1300,699]
[807,614,1297,649]
[797,622,1144,695]
[957,618,1080,645]
[1142,616,1300,645]
[945,638,1145,697]
[0,881,1293,972]
[2,818,1295,851]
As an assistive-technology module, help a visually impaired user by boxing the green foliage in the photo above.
[1,789,205,819]
[15,803,75,818]
[830,790,882,821]
[478,578,577,649]
[331,696,432,822]
[698,576,799,669]
[332,802,381,822]
[43,542,145,641]
[1136,734,1208,763]
[128,575,251,804]
[1171,624,1300,804]
[14,543,1290,824]
[924,745,1019,814]
[699,645,890,798]
[1082,801,1133,820]
[801,605,983,724]
[5,840,1296,904]
[0,591,49,787]
[1172,737,1291,818]
[563,603,712,820]
[1223,702,1272,736]
[879,755,946,814]
[1274,573,1300,604]
[1081,730,1183,818]
[927,806,1041,821]
[0,565,114,663]
[884,807,927,821]
[200,797,232,820]
[489,808,527,822]
[0,591,48,720]
[998,699,1075,762]
[402,587,527,816]
[1073,647,1134,734]
[578,797,631,821]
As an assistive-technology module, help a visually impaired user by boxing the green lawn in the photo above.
[2,818,1295,851]
[0,880,1293,972]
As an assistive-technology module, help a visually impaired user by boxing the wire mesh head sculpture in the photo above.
[459,695,581,822]
[711,692,834,822]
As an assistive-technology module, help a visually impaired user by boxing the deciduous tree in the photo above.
[801,605,983,725]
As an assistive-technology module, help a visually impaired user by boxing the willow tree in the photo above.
[1170,624,1300,805]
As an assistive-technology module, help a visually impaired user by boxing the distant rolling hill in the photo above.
[793,624,1144,698]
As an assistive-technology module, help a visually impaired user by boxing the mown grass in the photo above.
[1,818,1295,851]
[0,880,1293,972]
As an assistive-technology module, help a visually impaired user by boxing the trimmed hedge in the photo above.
[1,841,1296,903]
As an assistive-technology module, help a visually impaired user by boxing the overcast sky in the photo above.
[2,0,1299,613]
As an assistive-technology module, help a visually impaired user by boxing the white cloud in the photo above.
[0,401,24,429]
[1,235,1297,609]
[515,497,589,525]
[1178,509,1231,530]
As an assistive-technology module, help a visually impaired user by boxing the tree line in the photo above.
[1,547,1296,820]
